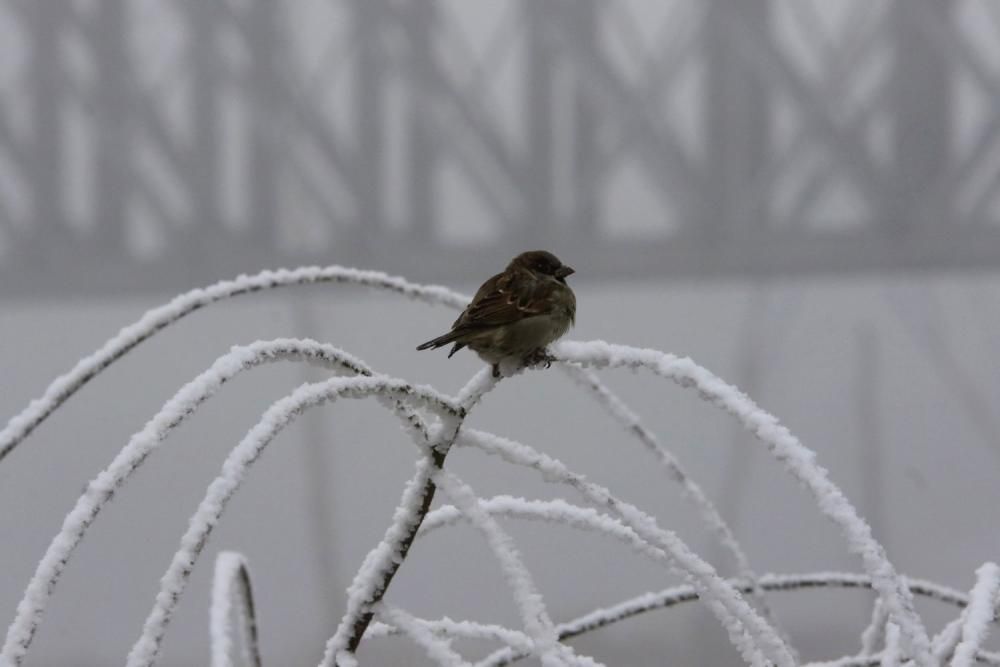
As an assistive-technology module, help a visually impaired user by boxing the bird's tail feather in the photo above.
[416,331,460,351]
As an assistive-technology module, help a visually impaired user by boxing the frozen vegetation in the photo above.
[1,266,998,666]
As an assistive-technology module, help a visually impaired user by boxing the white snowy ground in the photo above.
[1,273,999,665]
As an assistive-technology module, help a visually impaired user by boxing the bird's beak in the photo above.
[555,265,575,279]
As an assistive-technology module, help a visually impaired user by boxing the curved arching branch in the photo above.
[324,369,497,664]
[457,429,794,667]
[1,339,386,667]
[558,362,781,637]
[478,574,1000,667]
[126,375,462,667]
[551,340,933,666]
[210,551,262,667]
[376,604,473,667]
[0,266,469,463]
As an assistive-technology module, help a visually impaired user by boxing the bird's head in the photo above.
[510,250,575,283]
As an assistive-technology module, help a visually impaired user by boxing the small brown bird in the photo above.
[417,250,576,377]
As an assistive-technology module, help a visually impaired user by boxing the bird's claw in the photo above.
[524,349,556,369]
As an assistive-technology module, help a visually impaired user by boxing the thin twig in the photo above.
[476,573,1000,667]
[375,604,472,667]
[322,370,498,665]
[0,266,468,463]
[551,340,933,666]
[431,470,576,667]
[459,428,793,667]
[558,362,787,648]
[953,563,1000,667]
[126,377,460,667]
[210,551,262,667]
[1,340,377,667]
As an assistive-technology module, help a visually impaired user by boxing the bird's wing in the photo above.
[453,269,553,330]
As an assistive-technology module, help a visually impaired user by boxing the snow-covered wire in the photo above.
[558,363,784,640]
[457,429,793,667]
[0,265,468,464]
[952,563,1000,667]
[375,604,472,667]
[550,340,933,666]
[125,376,459,667]
[210,551,262,667]
[323,370,497,665]
[0,339,379,667]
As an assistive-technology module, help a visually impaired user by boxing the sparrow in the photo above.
[417,250,576,377]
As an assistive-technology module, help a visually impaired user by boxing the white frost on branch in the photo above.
[1,339,374,667]
[375,604,472,667]
[860,599,888,656]
[210,551,261,667]
[4,263,993,667]
[457,428,793,667]
[367,617,532,651]
[325,455,439,664]
[476,571,1000,667]
[558,362,787,648]
[559,364,755,569]
[551,339,933,666]
[882,623,902,667]
[0,265,469,463]
[931,616,967,665]
[125,375,458,667]
[951,563,1000,667]
[321,369,497,667]
[431,470,567,667]
[420,496,662,564]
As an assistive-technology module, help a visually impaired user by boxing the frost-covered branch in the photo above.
[458,429,794,667]
[952,563,1000,667]
[478,572,996,667]
[126,376,459,667]
[368,573,990,667]
[551,340,933,666]
[367,618,532,651]
[210,552,262,667]
[859,599,888,656]
[883,623,903,667]
[420,496,662,564]
[558,363,784,641]
[375,604,472,667]
[1,339,379,667]
[431,470,567,667]
[933,618,966,665]
[0,266,468,463]
[323,370,497,665]
[803,653,1000,667]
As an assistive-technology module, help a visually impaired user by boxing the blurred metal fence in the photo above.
[1,0,1000,294]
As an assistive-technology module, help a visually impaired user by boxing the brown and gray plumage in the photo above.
[416,250,576,377]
